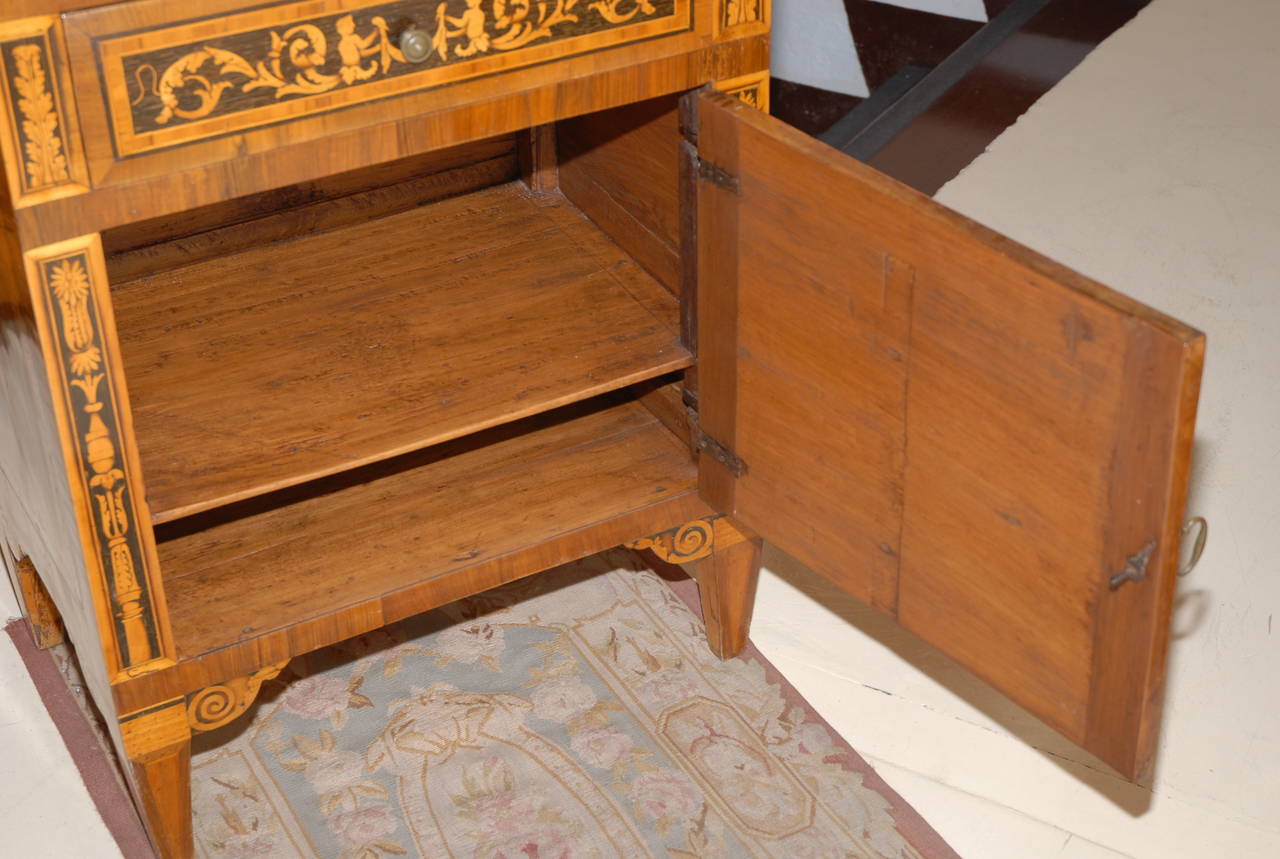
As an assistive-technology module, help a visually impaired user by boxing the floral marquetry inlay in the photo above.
[97,0,689,157]
[27,238,167,676]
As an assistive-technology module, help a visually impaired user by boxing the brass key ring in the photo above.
[1178,517,1208,577]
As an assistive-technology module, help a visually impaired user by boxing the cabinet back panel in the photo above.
[558,95,683,294]
[102,136,518,282]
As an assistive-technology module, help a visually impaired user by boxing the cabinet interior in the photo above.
[155,396,694,661]
[98,94,694,660]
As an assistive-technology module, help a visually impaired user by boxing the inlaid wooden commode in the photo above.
[0,2,1203,856]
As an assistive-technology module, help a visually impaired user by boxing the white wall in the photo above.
[771,0,869,96]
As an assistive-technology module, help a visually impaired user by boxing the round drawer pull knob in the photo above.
[400,27,431,64]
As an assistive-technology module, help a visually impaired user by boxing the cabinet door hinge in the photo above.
[695,427,748,477]
[698,159,741,194]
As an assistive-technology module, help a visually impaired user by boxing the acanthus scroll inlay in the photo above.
[0,19,86,203]
[134,14,408,128]
[104,0,684,156]
[717,0,768,36]
[723,0,763,27]
[10,43,68,188]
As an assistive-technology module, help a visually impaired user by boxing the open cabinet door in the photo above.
[690,90,1204,780]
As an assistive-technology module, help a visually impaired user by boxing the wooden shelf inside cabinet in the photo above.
[156,398,696,662]
[110,182,689,525]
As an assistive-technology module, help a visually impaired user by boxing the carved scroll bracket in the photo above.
[627,517,718,563]
[627,516,753,565]
[187,660,290,732]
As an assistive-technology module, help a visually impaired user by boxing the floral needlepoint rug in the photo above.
[190,550,957,858]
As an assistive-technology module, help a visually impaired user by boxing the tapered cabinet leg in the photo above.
[13,555,64,649]
[692,535,762,659]
[120,701,193,859]
[625,516,763,660]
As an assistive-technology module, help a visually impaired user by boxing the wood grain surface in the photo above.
[15,29,768,248]
[105,136,518,281]
[632,375,694,452]
[558,94,682,292]
[690,521,761,659]
[113,181,690,523]
[24,233,176,678]
[0,96,128,720]
[518,125,559,196]
[156,398,696,661]
[11,552,65,648]
[75,0,686,158]
[693,90,1203,779]
[54,0,733,199]
[118,699,192,859]
[0,6,773,855]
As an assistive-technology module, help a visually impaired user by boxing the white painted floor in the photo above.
[0,595,123,857]
[2,0,1278,855]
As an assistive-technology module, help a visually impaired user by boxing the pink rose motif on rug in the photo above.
[570,725,632,768]
[281,676,349,721]
[189,550,957,858]
[632,770,703,824]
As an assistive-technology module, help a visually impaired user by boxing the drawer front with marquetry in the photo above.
[84,0,690,159]
[52,0,740,190]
